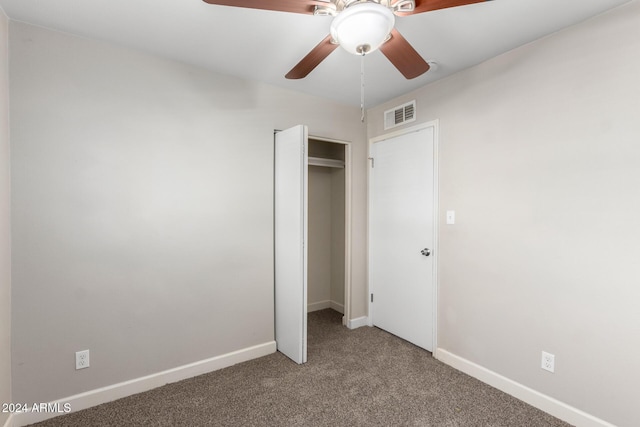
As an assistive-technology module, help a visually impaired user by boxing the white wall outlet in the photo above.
[541,351,555,373]
[76,349,90,370]
[446,210,455,225]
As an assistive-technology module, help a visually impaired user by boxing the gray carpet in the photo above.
[32,309,571,426]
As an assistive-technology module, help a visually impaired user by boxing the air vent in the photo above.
[384,100,416,130]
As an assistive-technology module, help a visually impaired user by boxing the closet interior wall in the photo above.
[307,139,345,314]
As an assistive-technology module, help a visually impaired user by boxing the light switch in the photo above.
[446,210,455,225]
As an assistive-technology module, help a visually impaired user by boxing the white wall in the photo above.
[368,2,640,426]
[9,21,367,404]
[0,6,12,427]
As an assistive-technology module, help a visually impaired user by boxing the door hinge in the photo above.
[370,293,374,303]
[368,157,374,168]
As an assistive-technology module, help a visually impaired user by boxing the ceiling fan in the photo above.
[202,0,490,80]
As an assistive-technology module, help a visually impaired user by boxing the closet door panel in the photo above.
[274,125,308,364]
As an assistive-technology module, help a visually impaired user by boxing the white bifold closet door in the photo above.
[274,125,308,364]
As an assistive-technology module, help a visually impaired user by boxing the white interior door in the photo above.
[274,125,308,364]
[370,125,435,351]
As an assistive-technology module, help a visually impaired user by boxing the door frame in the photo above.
[367,120,440,354]
[308,134,353,327]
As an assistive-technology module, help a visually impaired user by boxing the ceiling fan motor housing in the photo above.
[315,0,415,16]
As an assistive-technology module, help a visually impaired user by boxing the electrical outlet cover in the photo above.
[76,350,90,370]
[541,351,554,373]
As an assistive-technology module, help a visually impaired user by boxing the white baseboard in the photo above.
[330,301,344,314]
[436,349,616,427]
[308,300,331,312]
[12,341,276,427]
[347,315,369,329]
[308,300,344,314]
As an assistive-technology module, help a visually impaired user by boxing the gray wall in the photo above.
[308,165,345,311]
[0,7,11,426]
[368,2,640,426]
[308,166,332,307]
[330,168,345,307]
[9,21,367,404]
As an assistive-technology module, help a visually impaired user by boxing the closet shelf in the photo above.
[308,157,345,168]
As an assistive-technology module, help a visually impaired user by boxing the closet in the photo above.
[307,139,346,315]
[274,126,351,364]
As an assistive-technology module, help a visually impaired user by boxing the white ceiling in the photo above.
[0,0,633,107]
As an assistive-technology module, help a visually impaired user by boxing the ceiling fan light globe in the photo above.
[330,3,395,56]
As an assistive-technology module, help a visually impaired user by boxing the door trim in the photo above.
[308,134,353,327]
[367,120,440,354]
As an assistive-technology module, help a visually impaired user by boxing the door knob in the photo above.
[421,248,431,257]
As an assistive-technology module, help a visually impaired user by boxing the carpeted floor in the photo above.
[32,309,571,426]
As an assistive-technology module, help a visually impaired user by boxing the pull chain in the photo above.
[360,52,365,123]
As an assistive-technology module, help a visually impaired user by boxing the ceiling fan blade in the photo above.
[202,0,321,15]
[285,35,339,79]
[398,0,489,15]
[379,29,430,79]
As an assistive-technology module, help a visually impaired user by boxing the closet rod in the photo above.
[308,157,345,168]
